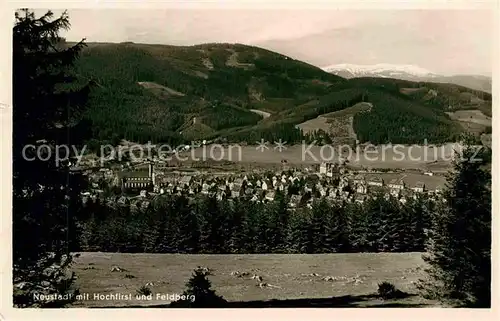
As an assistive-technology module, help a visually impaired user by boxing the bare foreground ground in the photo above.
[71,252,441,308]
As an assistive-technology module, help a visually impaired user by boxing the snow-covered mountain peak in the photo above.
[322,63,439,78]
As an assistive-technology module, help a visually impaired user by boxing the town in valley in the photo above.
[10,7,493,311]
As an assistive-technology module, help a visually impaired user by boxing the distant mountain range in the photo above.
[322,63,491,93]
[69,42,491,147]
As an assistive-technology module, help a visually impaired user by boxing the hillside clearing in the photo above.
[295,102,373,141]
[295,116,331,135]
[446,110,491,127]
[249,109,271,119]
[201,57,214,70]
[322,102,373,118]
[400,87,428,95]
[71,252,437,308]
[226,49,255,69]
[178,122,215,140]
[194,70,209,79]
[446,110,491,134]
[137,81,185,96]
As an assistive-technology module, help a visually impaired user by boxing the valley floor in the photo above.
[71,252,440,308]
[179,144,455,172]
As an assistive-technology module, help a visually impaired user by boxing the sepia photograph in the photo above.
[5,1,496,313]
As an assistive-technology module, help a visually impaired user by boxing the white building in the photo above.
[356,182,367,194]
[368,176,384,187]
[388,178,405,190]
[411,182,426,193]
[319,162,335,177]
[201,183,210,194]
[352,174,365,185]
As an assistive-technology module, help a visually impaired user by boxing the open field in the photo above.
[72,252,438,308]
[295,116,331,135]
[445,110,491,135]
[446,110,492,127]
[322,102,373,118]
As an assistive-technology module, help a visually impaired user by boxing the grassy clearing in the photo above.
[249,109,271,119]
[295,116,331,135]
[445,110,491,127]
[445,110,491,135]
[294,102,373,140]
[322,102,373,118]
[71,252,438,308]
[137,81,185,97]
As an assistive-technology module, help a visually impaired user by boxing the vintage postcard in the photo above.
[1,0,498,320]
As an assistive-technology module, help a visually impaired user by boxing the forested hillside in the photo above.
[71,42,491,146]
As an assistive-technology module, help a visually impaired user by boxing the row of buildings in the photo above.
[81,161,443,208]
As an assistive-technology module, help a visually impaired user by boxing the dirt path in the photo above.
[137,81,185,96]
[250,109,271,119]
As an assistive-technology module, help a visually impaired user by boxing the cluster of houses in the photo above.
[79,160,443,209]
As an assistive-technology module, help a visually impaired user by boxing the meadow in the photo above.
[71,252,440,308]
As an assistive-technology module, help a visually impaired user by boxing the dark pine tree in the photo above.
[286,208,314,254]
[347,202,369,252]
[329,201,352,253]
[174,195,200,254]
[169,267,227,308]
[197,196,224,253]
[226,199,250,253]
[157,196,182,253]
[310,198,333,253]
[266,191,289,253]
[141,204,162,253]
[419,140,491,307]
[13,9,91,307]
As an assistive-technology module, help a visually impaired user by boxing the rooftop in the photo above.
[353,174,365,180]
[388,178,404,185]
[414,182,425,188]
[120,171,150,178]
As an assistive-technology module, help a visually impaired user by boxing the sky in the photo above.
[44,8,493,76]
